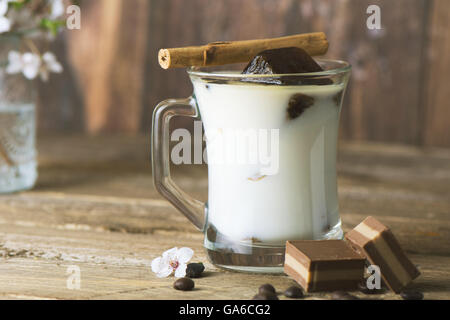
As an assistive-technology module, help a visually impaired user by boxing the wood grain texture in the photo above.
[34,0,450,143]
[423,0,450,147]
[0,135,449,300]
[67,0,149,134]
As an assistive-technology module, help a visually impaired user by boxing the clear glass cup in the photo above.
[0,38,37,193]
[152,60,351,273]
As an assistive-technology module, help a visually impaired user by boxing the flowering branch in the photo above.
[0,0,76,81]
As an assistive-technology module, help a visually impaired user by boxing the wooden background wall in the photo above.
[37,0,450,147]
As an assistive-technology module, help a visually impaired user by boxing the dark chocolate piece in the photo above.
[242,47,323,75]
[241,47,332,85]
[287,93,315,119]
[186,262,205,278]
[345,216,421,293]
[284,240,366,292]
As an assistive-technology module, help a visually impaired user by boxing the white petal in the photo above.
[162,247,178,260]
[151,256,163,273]
[23,65,39,79]
[50,0,65,19]
[0,0,8,16]
[21,53,40,80]
[174,263,187,278]
[43,52,63,73]
[6,51,22,74]
[42,52,56,63]
[0,16,11,33]
[22,52,39,64]
[8,50,21,62]
[156,264,173,278]
[176,247,194,264]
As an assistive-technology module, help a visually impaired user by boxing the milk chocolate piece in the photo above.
[284,240,365,292]
[345,216,420,293]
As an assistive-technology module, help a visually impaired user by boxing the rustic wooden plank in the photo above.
[0,225,447,300]
[67,0,149,134]
[0,185,448,257]
[1,135,448,299]
[423,0,450,147]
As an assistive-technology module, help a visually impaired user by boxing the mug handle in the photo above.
[151,96,206,231]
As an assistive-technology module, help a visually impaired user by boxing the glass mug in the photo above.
[152,60,351,273]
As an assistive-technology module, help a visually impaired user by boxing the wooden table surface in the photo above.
[0,135,449,300]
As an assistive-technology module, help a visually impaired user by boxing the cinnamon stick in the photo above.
[158,32,328,69]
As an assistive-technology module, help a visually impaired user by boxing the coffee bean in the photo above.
[186,262,205,278]
[173,277,195,291]
[358,281,385,295]
[252,292,279,300]
[331,291,359,300]
[258,284,276,295]
[400,291,424,300]
[206,225,217,242]
[284,286,304,298]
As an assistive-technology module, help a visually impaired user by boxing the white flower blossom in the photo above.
[6,51,63,81]
[151,247,194,278]
[0,0,13,33]
[40,52,63,81]
[50,0,65,19]
[6,51,41,80]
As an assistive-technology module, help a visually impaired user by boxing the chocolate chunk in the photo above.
[284,240,365,292]
[173,277,195,291]
[284,286,304,298]
[243,47,323,75]
[331,291,359,300]
[287,93,314,119]
[242,47,331,85]
[258,284,276,295]
[400,290,424,300]
[345,216,421,293]
[186,262,205,278]
[252,292,279,300]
